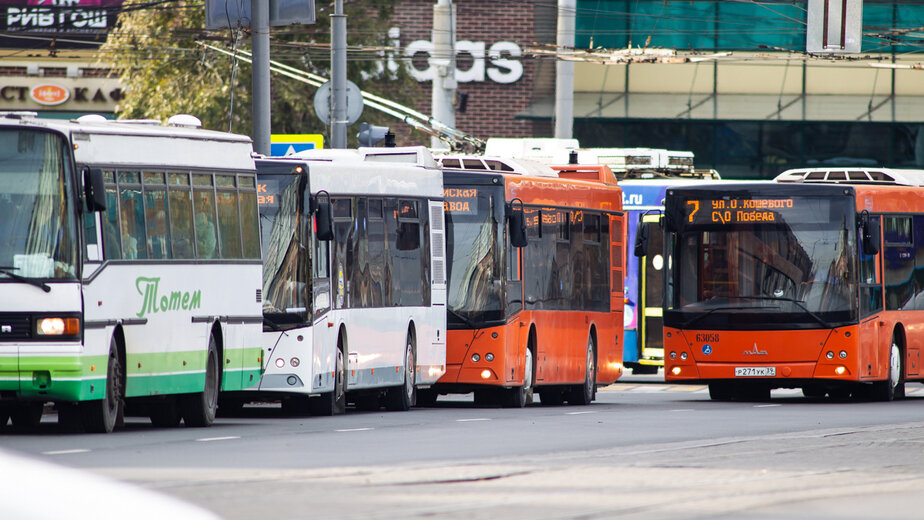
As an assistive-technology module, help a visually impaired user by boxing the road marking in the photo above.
[42,449,90,455]
[456,418,490,422]
[335,427,374,432]
[566,411,596,415]
[755,404,781,408]
[670,409,695,412]
[195,436,240,442]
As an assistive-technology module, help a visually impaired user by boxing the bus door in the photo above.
[639,213,665,369]
[505,228,523,384]
[858,215,883,379]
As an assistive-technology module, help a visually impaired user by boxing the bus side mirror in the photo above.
[83,167,106,212]
[634,222,649,257]
[314,198,333,242]
[509,209,527,248]
[862,214,880,255]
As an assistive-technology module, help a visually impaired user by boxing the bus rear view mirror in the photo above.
[83,167,106,212]
[634,221,649,257]
[508,200,527,248]
[861,212,880,256]
[314,192,333,242]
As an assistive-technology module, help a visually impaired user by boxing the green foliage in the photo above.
[101,0,418,146]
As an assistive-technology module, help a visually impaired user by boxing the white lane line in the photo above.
[195,436,240,442]
[755,404,781,408]
[42,449,90,455]
[670,409,695,412]
[335,427,374,432]
[566,411,596,415]
[456,418,491,422]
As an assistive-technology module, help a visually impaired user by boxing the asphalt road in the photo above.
[5,375,924,520]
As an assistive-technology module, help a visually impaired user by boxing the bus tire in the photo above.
[873,340,905,401]
[83,337,124,433]
[180,335,220,427]
[568,336,596,405]
[10,403,44,431]
[503,347,534,408]
[149,398,182,427]
[311,342,346,416]
[385,335,417,411]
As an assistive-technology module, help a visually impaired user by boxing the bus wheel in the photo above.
[503,348,534,408]
[568,336,596,405]
[180,335,220,427]
[10,403,44,431]
[873,341,905,401]
[385,336,416,411]
[83,337,124,433]
[311,344,346,416]
[149,399,182,427]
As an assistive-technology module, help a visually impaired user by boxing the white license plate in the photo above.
[734,367,776,377]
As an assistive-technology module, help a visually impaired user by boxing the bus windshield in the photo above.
[445,184,505,326]
[0,128,78,281]
[666,194,858,329]
[258,172,311,326]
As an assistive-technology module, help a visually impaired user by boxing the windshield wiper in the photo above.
[681,305,748,329]
[0,266,50,293]
[447,308,478,329]
[698,295,834,329]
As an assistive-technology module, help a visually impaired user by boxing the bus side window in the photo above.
[239,176,261,259]
[192,174,219,259]
[167,173,191,259]
[118,171,147,260]
[143,172,171,260]
[102,172,122,260]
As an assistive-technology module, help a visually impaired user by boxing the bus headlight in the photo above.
[839,351,847,359]
[680,352,688,360]
[36,317,80,336]
[275,358,285,368]
[290,357,300,367]
[471,353,481,363]
[485,353,494,362]
[670,352,677,360]
[826,351,834,359]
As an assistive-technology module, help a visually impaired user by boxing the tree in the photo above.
[100,0,419,146]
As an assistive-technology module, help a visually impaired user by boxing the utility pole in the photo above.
[430,0,456,150]
[331,0,348,148]
[252,0,271,154]
[555,0,575,139]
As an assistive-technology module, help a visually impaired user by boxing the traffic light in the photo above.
[357,123,390,147]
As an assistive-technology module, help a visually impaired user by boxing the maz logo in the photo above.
[743,343,768,355]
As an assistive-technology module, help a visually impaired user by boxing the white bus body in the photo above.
[0,114,262,432]
[249,148,446,414]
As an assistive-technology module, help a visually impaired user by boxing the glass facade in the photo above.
[576,1,924,53]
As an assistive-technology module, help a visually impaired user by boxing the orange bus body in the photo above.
[436,164,625,405]
[662,179,924,399]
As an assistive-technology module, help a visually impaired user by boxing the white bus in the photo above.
[0,113,263,433]
[236,147,446,415]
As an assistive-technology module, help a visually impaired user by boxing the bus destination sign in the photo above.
[444,188,479,215]
[684,197,826,225]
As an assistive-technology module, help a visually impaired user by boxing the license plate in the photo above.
[734,367,776,377]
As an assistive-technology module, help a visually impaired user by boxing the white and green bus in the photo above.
[234,147,446,415]
[0,113,263,432]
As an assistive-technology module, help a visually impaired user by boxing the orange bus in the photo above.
[655,167,924,401]
[420,159,625,407]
